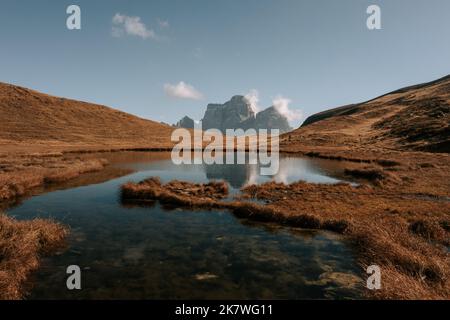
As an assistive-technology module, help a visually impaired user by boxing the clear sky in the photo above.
[1,0,449,127]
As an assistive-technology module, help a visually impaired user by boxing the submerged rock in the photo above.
[194,272,219,281]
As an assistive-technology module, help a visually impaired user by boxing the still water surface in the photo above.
[8,152,364,299]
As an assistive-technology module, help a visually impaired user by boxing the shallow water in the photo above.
[8,152,364,299]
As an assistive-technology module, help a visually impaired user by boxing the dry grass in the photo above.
[0,213,68,300]
[121,177,229,209]
[122,177,450,299]
[121,179,347,233]
[0,76,448,300]
[0,155,109,201]
[0,153,118,300]
[241,149,449,299]
[279,146,450,197]
[343,166,402,187]
[0,82,174,152]
[283,75,450,153]
[351,219,449,300]
[240,181,450,300]
[409,219,450,246]
[344,167,385,181]
[43,158,108,183]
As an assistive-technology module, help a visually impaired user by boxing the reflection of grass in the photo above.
[0,153,108,201]
[343,166,402,187]
[344,167,385,182]
[121,178,347,232]
[242,181,450,300]
[122,177,450,299]
[0,152,112,299]
[0,213,68,300]
[122,177,229,207]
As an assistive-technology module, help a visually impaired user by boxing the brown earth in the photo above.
[284,74,450,153]
[0,82,174,153]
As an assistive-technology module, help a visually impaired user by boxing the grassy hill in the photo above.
[1,76,449,154]
[285,75,450,153]
[0,82,174,152]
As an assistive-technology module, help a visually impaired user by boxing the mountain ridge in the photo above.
[177,95,292,133]
[0,82,174,151]
[286,74,450,153]
[302,74,450,127]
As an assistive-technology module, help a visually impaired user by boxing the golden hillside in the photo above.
[284,75,450,153]
[0,82,174,152]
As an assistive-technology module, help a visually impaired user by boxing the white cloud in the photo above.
[112,13,156,39]
[244,89,261,113]
[272,96,303,122]
[158,19,170,28]
[164,81,204,100]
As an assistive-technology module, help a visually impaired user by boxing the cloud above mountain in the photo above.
[112,13,156,39]
[244,89,261,113]
[272,96,302,122]
[164,81,204,100]
[245,90,302,123]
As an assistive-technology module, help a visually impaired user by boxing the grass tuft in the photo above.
[0,213,68,300]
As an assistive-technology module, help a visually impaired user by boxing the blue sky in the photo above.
[1,0,449,127]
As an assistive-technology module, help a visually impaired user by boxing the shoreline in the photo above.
[0,146,448,300]
[121,177,450,300]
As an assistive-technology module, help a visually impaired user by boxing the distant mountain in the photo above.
[253,106,292,133]
[286,75,450,153]
[202,95,256,132]
[175,116,195,129]
[201,95,292,133]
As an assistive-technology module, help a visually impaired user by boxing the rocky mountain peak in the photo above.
[176,95,293,133]
[175,116,195,129]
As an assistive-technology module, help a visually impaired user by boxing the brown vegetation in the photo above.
[241,181,450,299]
[122,176,450,300]
[78,74,450,299]
[122,178,349,233]
[0,213,68,300]
[0,82,174,153]
[0,76,449,300]
[122,177,229,208]
[0,151,127,300]
[0,153,109,202]
[289,75,450,153]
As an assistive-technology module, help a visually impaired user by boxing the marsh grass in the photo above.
[0,157,108,200]
[121,177,450,299]
[121,177,229,207]
[0,213,68,300]
[242,181,450,299]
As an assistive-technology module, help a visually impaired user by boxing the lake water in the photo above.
[7,152,364,299]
